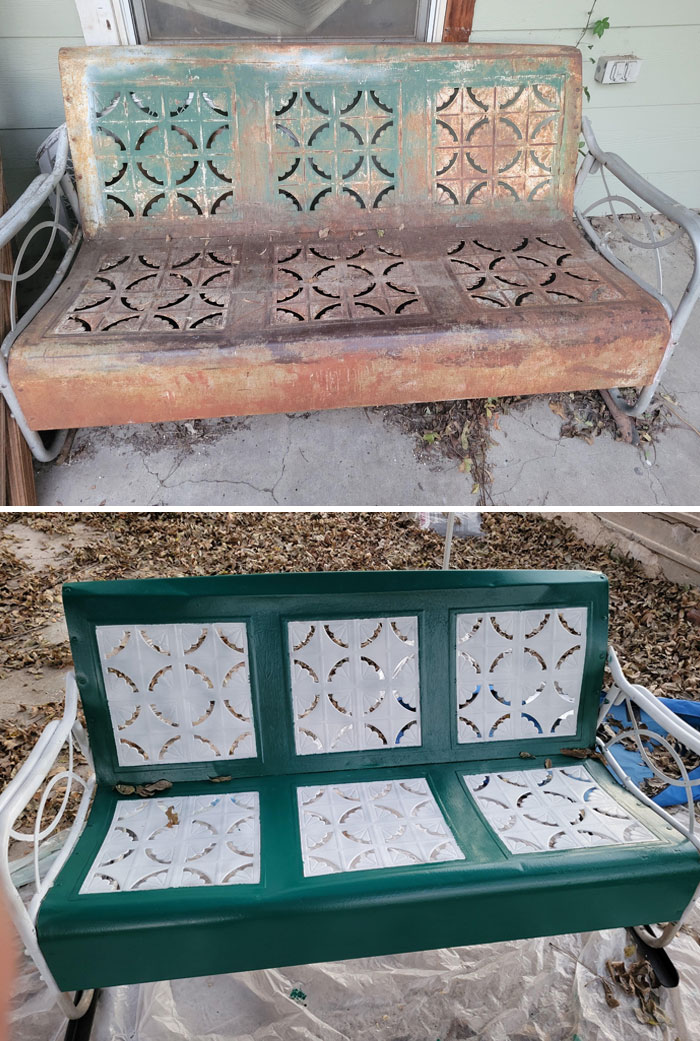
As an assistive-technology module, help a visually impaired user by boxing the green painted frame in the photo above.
[64,568,609,787]
[34,569,700,994]
[38,755,694,992]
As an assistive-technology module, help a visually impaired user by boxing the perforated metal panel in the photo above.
[297,778,463,875]
[288,617,421,754]
[456,609,587,743]
[60,44,581,237]
[433,83,563,208]
[95,623,256,765]
[91,86,238,221]
[465,765,656,853]
[80,792,260,892]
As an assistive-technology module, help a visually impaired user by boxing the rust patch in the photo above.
[10,44,667,430]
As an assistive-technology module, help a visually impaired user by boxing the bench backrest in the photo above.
[64,570,608,787]
[60,44,581,238]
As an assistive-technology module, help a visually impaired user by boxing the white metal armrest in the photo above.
[599,646,700,852]
[0,124,81,463]
[0,673,96,1019]
[574,118,700,417]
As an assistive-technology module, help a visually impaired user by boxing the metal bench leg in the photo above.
[628,926,680,988]
[63,990,100,1041]
[599,389,641,444]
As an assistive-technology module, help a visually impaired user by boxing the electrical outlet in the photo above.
[594,56,642,84]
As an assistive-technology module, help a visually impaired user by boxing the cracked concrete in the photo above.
[33,216,700,508]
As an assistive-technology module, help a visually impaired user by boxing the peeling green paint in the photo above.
[60,43,581,236]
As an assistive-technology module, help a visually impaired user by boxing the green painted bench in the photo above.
[7,40,700,463]
[2,569,700,1031]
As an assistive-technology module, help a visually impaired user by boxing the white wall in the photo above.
[470,0,700,209]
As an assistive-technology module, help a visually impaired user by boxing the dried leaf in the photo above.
[602,980,620,1008]
[210,775,233,784]
[134,779,173,797]
[165,805,179,828]
[560,748,603,761]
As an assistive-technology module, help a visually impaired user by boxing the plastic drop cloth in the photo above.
[11,901,700,1041]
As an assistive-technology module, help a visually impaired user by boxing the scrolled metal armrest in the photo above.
[599,646,700,852]
[576,117,700,348]
[580,118,700,241]
[0,125,69,250]
[605,646,700,757]
[0,673,96,1018]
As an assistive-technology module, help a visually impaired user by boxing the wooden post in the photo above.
[0,151,38,506]
[442,0,476,42]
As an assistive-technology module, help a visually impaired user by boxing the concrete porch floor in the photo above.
[34,217,700,508]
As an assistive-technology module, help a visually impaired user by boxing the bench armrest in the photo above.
[574,118,700,415]
[575,118,700,337]
[598,646,700,851]
[0,673,95,1017]
[0,124,81,465]
[0,125,70,250]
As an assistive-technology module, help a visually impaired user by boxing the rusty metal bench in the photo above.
[2,43,699,460]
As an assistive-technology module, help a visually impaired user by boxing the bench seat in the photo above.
[37,757,694,991]
[11,222,668,430]
[6,569,700,1016]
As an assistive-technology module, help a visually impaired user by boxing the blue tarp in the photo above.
[604,697,700,807]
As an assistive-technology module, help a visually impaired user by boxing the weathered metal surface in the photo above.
[11,221,669,430]
[59,43,582,238]
[9,43,672,429]
[599,389,641,444]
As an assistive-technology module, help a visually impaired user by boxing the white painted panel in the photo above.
[288,617,421,755]
[96,622,257,765]
[456,609,586,743]
[465,765,657,854]
[80,792,261,892]
[297,778,464,875]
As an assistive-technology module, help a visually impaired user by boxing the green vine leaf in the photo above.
[592,16,610,37]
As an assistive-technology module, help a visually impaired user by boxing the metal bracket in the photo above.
[628,927,680,988]
[64,991,101,1041]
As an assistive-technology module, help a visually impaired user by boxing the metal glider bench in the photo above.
[2,569,700,1035]
[1,44,699,461]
